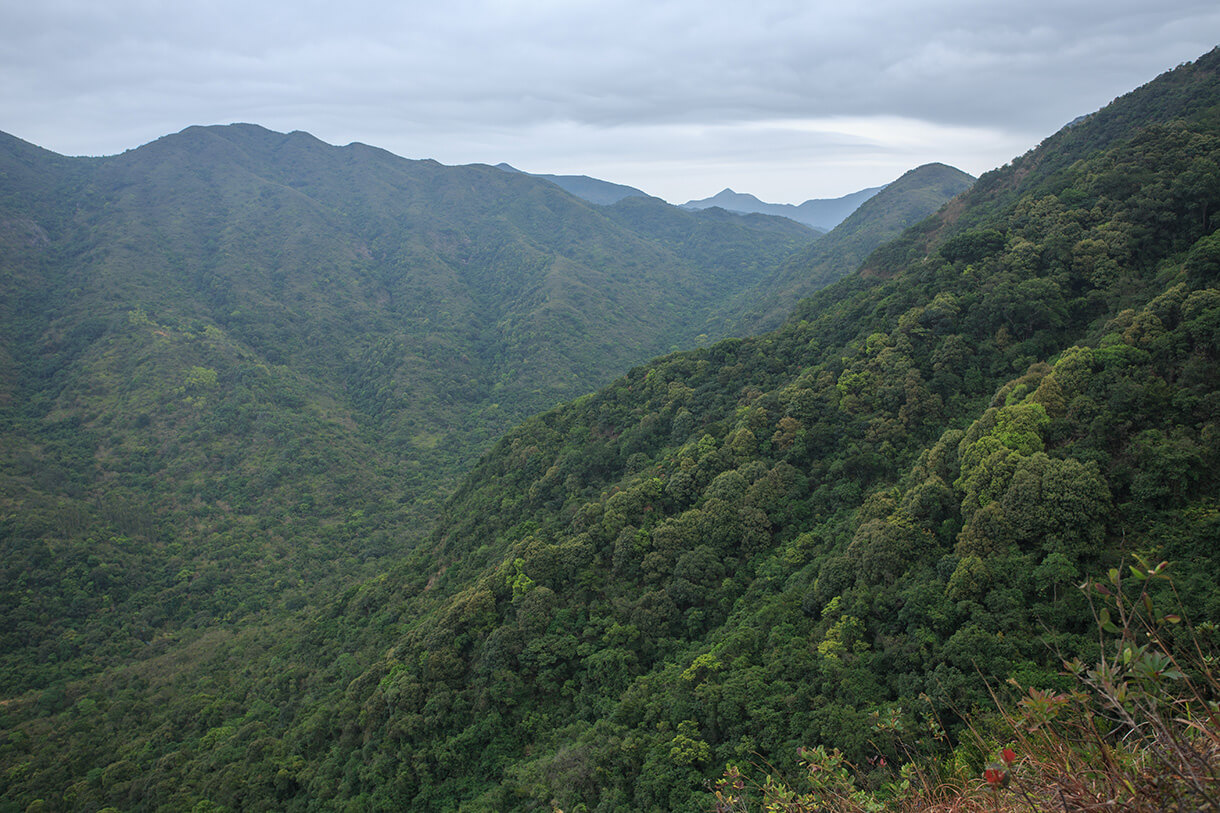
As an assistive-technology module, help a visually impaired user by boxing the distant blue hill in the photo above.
[495,163,650,205]
[681,185,885,231]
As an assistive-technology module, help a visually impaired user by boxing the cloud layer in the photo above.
[4,1,1220,201]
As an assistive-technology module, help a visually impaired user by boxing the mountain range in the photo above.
[1,46,1218,813]
[495,162,887,233]
[0,121,964,702]
[0,123,819,692]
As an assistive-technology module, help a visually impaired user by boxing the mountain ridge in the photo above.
[494,162,651,206]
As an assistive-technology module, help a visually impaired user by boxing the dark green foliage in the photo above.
[280,49,1220,811]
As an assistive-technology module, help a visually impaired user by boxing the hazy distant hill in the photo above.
[495,162,651,205]
[683,184,885,230]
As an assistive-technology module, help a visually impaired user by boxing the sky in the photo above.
[3,1,1220,204]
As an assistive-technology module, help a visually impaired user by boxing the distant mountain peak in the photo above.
[682,184,888,231]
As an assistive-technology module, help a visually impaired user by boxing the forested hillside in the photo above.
[276,49,1220,810]
[303,50,1219,810]
[0,116,968,721]
[2,47,1218,813]
[0,124,826,695]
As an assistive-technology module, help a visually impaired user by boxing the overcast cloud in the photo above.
[3,1,1220,202]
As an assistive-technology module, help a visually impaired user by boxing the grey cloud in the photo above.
[3,0,1220,200]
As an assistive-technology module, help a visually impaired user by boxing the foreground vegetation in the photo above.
[715,558,1220,812]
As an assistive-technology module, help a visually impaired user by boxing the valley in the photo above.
[1,47,1219,813]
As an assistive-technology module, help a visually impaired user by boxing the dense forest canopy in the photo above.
[0,120,964,713]
[1,47,1219,813]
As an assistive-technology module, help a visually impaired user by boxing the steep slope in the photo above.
[683,185,884,230]
[4,49,1220,813]
[283,49,1217,811]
